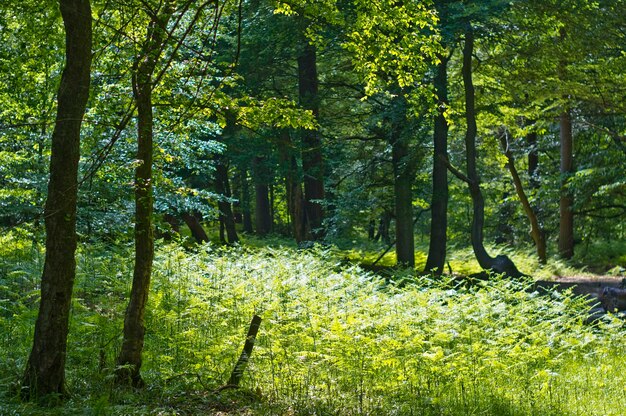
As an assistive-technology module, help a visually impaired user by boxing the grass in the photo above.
[1,231,626,415]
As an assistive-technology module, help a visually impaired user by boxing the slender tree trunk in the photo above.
[527,130,539,189]
[253,156,272,236]
[298,43,325,240]
[424,55,449,275]
[215,159,239,244]
[116,5,173,387]
[279,130,306,242]
[239,169,254,233]
[461,25,521,277]
[499,132,547,263]
[22,0,92,400]
[559,111,575,259]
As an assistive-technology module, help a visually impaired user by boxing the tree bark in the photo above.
[239,169,254,233]
[499,132,547,263]
[298,43,325,240]
[559,111,575,259]
[182,212,209,243]
[526,130,539,189]
[279,131,306,242]
[253,156,272,236]
[461,25,521,278]
[424,55,449,275]
[215,158,239,244]
[389,100,415,268]
[22,0,92,400]
[116,4,173,387]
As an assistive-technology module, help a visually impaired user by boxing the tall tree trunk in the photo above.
[388,97,415,268]
[424,55,449,275]
[499,132,547,264]
[116,5,173,387]
[215,158,239,244]
[392,136,415,267]
[298,43,325,240]
[461,25,521,277]
[253,156,272,236]
[559,111,575,259]
[22,0,92,399]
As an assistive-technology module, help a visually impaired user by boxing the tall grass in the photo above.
[1,234,625,415]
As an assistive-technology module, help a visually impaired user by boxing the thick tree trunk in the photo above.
[559,111,575,259]
[215,159,239,244]
[461,25,521,278]
[22,0,92,400]
[424,55,449,275]
[389,100,415,267]
[499,133,547,264]
[116,5,172,387]
[253,156,272,236]
[298,43,325,240]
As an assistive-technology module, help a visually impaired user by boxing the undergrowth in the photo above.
[1,231,626,415]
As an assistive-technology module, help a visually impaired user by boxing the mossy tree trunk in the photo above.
[22,0,92,400]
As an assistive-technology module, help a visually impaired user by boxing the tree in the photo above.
[116,0,174,387]
[453,24,520,277]
[22,0,92,399]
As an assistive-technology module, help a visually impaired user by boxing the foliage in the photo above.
[2,232,626,414]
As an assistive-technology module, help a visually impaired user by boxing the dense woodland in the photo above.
[1,0,626,414]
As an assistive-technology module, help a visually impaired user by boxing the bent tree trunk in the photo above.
[499,132,547,264]
[22,0,92,399]
[424,54,449,275]
[182,212,209,243]
[461,25,521,278]
[116,5,173,387]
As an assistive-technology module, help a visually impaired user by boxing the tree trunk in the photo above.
[424,55,449,275]
[279,130,306,243]
[253,156,272,236]
[116,5,173,387]
[389,100,415,267]
[559,111,574,259]
[182,212,209,243]
[526,130,539,189]
[461,25,521,278]
[239,169,254,233]
[499,132,547,263]
[298,43,325,240]
[22,0,92,400]
[215,158,239,244]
